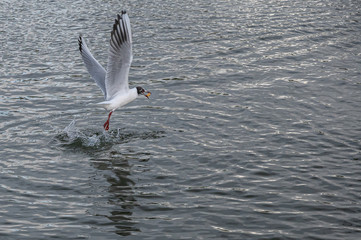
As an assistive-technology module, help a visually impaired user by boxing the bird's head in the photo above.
[136,86,151,99]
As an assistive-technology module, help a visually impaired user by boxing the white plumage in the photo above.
[78,11,151,130]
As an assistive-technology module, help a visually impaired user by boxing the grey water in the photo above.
[1,0,361,239]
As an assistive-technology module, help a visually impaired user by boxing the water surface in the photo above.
[1,0,361,239]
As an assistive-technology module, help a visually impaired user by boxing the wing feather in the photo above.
[78,36,107,99]
[105,11,133,100]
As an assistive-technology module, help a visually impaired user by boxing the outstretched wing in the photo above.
[105,11,133,100]
[78,36,107,99]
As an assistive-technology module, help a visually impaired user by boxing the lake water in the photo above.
[1,0,361,239]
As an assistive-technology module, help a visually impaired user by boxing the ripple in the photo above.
[1,0,361,239]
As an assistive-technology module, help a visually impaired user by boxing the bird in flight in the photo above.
[78,11,151,131]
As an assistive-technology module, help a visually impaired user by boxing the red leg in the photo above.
[103,111,113,131]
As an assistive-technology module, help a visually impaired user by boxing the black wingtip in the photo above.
[117,11,126,21]
[78,35,82,52]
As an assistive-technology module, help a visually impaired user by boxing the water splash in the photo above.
[54,119,165,151]
[58,119,102,148]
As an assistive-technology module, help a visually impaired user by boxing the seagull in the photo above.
[78,11,151,131]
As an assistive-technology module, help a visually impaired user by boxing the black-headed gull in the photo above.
[78,11,151,131]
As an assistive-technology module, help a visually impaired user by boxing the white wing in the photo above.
[78,36,107,99]
[105,11,133,100]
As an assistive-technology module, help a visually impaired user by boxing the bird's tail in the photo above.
[97,101,112,111]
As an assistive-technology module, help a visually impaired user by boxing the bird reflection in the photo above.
[91,152,140,236]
